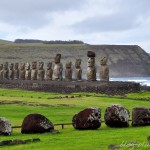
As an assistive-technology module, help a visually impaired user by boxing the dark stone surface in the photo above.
[21,114,54,134]
[104,104,130,127]
[132,107,150,126]
[0,118,12,136]
[72,107,101,130]
[87,51,95,57]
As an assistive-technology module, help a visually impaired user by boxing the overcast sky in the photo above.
[0,0,150,53]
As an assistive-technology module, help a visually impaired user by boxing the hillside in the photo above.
[0,40,150,77]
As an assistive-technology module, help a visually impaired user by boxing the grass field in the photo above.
[0,88,150,150]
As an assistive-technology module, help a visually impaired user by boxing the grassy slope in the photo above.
[0,89,150,149]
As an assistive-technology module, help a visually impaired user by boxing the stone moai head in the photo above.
[65,61,72,69]
[20,63,25,70]
[55,54,61,64]
[47,62,52,70]
[9,63,14,70]
[38,62,44,70]
[32,61,37,70]
[87,51,95,67]
[75,59,81,68]
[4,62,8,70]
[14,63,19,70]
[25,63,30,70]
[0,64,3,70]
[101,57,108,65]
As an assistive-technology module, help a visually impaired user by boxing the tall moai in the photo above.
[100,57,109,81]
[74,59,82,81]
[37,62,45,80]
[53,54,63,81]
[25,63,31,80]
[14,63,19,80]
[3,62,9,80]
[0,64,4,80]
[19,63,25,80]
[65,61,72,81]
[87,51,96,81]
[9,63,14,80]
[45,62,53,80]
[31,61,37,80]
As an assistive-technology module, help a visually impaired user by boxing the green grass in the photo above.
[0,88,150,149]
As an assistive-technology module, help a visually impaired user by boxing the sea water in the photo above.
[110,77,150,86]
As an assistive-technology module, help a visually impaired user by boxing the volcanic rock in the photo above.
[72,107,101,130]
[132,107,150,126]
[87,51,95,57]
[21,114,54,134]
[104,104,130,127]
[0,117,12,136]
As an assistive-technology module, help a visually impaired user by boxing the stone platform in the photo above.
[0,80,140,95]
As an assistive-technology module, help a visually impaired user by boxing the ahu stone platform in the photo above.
[0,80,140,95]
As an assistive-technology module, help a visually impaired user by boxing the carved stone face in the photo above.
[32,62,37,69]
[9,63,14,70]
[55,54,61,64]
[101,57,107,65]
[15,63,19,69]
[75,59,81,68]
[0,64,3,70]
[20,63,25,70]
[38,62,44,70]
[4,62,8,70]
[25,63,30,70]
[87,58,95,67]
[65,62,72,69]
[47,62,52,69]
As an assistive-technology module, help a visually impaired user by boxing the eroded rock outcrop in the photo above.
[132,107,150,126]
[72,107,101,130]
[21,114,54,134]
[104,104,130,127]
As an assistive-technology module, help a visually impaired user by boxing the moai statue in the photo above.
[25,63,31,80]
[45,62,53,80]
[31,61,37,80]
[65,61,72,81]
[19,63,25,80]
[37,62,45,80]
[9,63,14,80]
[87,51,96,81]
[74,59,82,81]
[0,64,4,80]
[53,54,63,81]
[3,62,9,80]
[100,57,109,81]
[14,63,19,80]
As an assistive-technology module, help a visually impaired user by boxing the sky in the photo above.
[0,0,150,53]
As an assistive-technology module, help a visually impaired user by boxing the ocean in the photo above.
[110,77,150,86]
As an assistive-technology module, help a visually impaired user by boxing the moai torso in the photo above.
[0,64,4,80]
[19,63,25,80]
[45,62,53,80]
[100,57,109,81]
[65,62,72,81]
[25,63,31,80]
[9,63,14,80]
[87,51,96,81]
[74,59,82,81]
[53,54,63,81]
[3,62,9,80]
[14,63,19,80]
[31,62,37,80]
[37,62,45,80]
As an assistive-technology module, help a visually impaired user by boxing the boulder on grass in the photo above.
[104,104,130,127]
[132,107,150,126]
[21,114,54,134]
[0,118,12,136]
[72,107,101,130]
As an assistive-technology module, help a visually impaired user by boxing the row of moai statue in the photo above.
[0,51,109,81]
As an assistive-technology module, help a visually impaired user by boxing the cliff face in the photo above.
[0,41,150,77]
